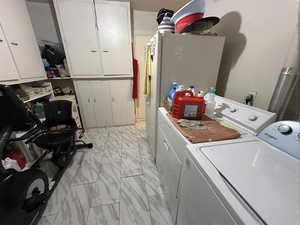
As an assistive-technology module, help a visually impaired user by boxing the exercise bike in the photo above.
[0,84,92,225]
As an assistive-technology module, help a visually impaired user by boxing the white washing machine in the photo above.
[184,121,300,225]
[156,96,277,225]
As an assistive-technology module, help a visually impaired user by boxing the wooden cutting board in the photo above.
[167,114,240,143]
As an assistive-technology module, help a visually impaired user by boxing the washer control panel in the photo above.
[214,96,276,134]
[258,121,300,160]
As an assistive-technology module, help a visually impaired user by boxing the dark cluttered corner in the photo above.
[213,11,247,96]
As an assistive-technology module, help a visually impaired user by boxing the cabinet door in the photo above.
[0,25,19,82]
[57,0,103,76]
[75,80,96,129]
[110,80,134,126]
[177,156,237,225]
[92,80,112,128]
[156,128,183,223]
[95,1,132,75]
[0,0,45,79]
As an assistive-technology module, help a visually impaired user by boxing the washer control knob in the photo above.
[278,125,292,134]
[230,108,237,113]
[248,115,258,121]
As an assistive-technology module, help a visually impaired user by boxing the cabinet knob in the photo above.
[11,42,19,46]
[0,39,3,42]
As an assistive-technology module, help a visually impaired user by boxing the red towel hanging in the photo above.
[132,58,139,99]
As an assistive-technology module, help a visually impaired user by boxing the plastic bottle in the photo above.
[205,87,216,118]
[167,82,178,104]
[177,85,184,92]
[197,90,206,97]
[33,103,45,119]
[187,85,195,95]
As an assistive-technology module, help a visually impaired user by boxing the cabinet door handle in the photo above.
[88,98,90,103]
[94,98,96,103]
[90,50,97,53]
[0,39,3,42]
[11,42,18,46]
[103,50,109,53]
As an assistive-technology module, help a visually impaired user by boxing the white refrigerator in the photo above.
[145,32,225,159]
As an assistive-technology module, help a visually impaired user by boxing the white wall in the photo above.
[205,0,299,109]
[27,1,60,44]
[133,10,157,35]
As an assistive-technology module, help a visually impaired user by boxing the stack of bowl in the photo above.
[158,14,175,33]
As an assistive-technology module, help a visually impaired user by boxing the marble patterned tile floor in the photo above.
[39,123,172,225]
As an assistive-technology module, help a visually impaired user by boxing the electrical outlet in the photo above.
[248,91,257,101]
[244,91,258,106]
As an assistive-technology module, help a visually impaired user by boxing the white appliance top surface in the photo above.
[214,96,276,135]
[202,141,300,225]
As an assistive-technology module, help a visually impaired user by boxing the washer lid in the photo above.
[202,141,300,225]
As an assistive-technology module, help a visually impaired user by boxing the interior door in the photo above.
[92,80,112,128]
[95,1,132,75]
[156,128,183,223]
[58,0,103,76]
[0,0,45,79]
[0,25,19,82]
[177,156,237,225]
[110,80,134,126]
[75,80,96,129]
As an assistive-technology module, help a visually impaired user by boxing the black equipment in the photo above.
[157,8,174,24]
[0,84,93,225]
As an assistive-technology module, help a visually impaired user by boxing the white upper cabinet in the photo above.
[0,25,19,82]
[54,0,133,78]
[57,0,103,76]
[95,1,132,75]
[0,0,45,80]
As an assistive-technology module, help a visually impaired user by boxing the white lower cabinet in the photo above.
[110,79,134,126]
[177,155,237,225]
[156,127,183,224]
[75,79,134,129]
[156,109,237,225]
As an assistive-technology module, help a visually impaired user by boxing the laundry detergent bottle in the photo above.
[167,82,178,105]
[172,89,206,120]
[205,87,216,119]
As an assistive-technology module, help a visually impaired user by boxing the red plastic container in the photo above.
[172,90,206,120]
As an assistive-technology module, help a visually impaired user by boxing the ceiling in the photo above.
[130,0,189,11]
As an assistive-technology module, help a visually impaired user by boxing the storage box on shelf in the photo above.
[12,81,54,103]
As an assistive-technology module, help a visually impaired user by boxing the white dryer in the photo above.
[185,121,300,225]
